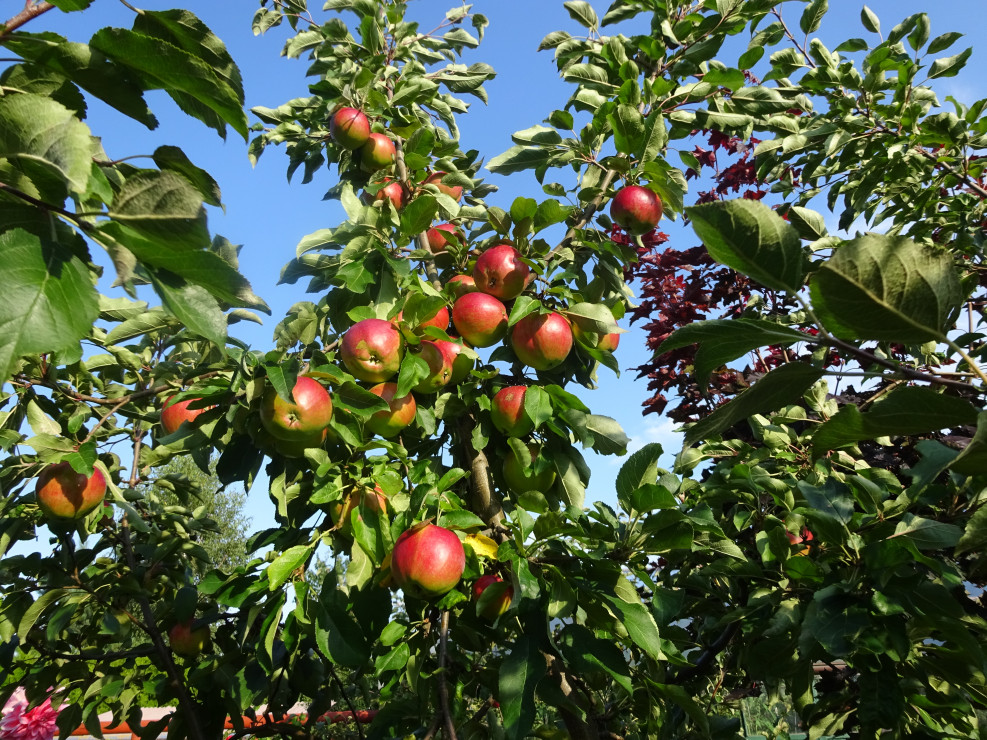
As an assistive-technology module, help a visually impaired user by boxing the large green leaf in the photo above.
[0,94,93,196]
[499,634,543,740]
[685,362,824,445]
[90,27,247,140]
[809,235,963,342]
[615,442,662,510]
[951,411,987,475]
[0,228,99,384]
[107,170,209,250]
[1,34,157,128]
[657,318,809,383]
[685,199,805,292]
[149,269,227,348]
[486,145,553,175]
[813,386,978,454]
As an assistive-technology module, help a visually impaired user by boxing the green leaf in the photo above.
[615,443,662,509]
[0,228,99,386]
[951,411,987,475]
[508,295,540,327]
[50,0,94,9]
[601,593,664,660]
[553,447,588,509]
[90,27,248,140]
[788,206,827,240]
[268,545,312,590]
[149,270,227,348]
[860,5,880,34]
[810,235,962,343]
[315,601,371,668]
[685,363,824,445]
[2,35,156,128]
[927,32,963,55]
[108,170,209,250]
[798,480,854,525]
[500,634,543,740]
[584,414,629,455]
[523,386,552,430]
[799,0,827,35]
[487,145,552,175]
[559,625,632,695]
[657,319,809,384]
[608,104,645,155]
[956,505,987,556]
[813,387,977,454]
[0,94,93,196]
[685,199,805,292]
[400,194,436,237]
[928,48,972,79]
[891,514,962,550]
[18,589,68,637]
[152,145,222,207]
[564,303,620,335]
[563,1,598,29]
[858,668,906,731]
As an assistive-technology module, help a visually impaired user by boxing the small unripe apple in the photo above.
[341,318,404,383]
[169,620,210,657]
[424,171,463,202]
[473,574,513,620]
[359,132,396,171]
[452,292,508,348]
[511,312,573,371]
[260,376,334,442]
[35,463,107,520]
[610,185,663,235]
[161,396,212,435]
[473,244,530,301]
[366,382,417,438]
[490,386,534,438]
[390,523,465,600]
[329,107,371,150]
[503,444,556,495]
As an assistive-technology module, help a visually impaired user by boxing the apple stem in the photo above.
[437,610,458,740]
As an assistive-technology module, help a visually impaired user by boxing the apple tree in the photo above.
[2,0,987,739]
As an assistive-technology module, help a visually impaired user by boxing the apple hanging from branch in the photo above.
[390,522,465,600]
[35,463,107,521]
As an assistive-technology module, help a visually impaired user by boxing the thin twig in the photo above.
[437,610,457,740]
[0,1,54,42]
[319,651,367,740]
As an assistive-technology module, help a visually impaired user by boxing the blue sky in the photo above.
[27,0,987,528]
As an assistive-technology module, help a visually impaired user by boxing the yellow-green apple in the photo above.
[390,522,465,600]
[260,376,333,442]
[610,185,663,235]
[413,340,455,394]
[366,382,417,438]
[446,274,477,300]
[424,171,463,202]
[341,318,404,382]
[511,312,573,371]
[503,444,556,494]
[473,244,529,301]
[359,132,396,171]
[161,396,212,435]
[452,292,508,347]
[330,485,389,536]
[329,107,371,150]
[473,574,513,620]
[169,620,210,657]
[35,462,107,520]
[490,386,534,437]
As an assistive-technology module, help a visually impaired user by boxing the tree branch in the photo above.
[437,610,457,740]
[0,1,55,42]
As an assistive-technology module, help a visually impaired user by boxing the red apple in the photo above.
[503,444,556,495]
[329,107,371,150]
[452,292,508,348]
[437,340,474,384]
[490,386,534,437]
[413,340,455,394]
[390,523,465,600]
[446,274,478,301]
[511,312,573,371]
[397,305,449,332]
[359,132,396,171]
[169,620,210,657]
[161,396,211,435]
[260,376,334,442]
[426,223,463,253]
[571,322,620,352]
[473,244,530,301]
[35,462,107,520]
[366,178,407,210]
[610,185,663,235]
[424,171,463,202]
[341,318,404,382]
[366,382,417,438]
[473,574,513,620]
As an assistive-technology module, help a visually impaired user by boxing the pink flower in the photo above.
[1,688,60,740]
